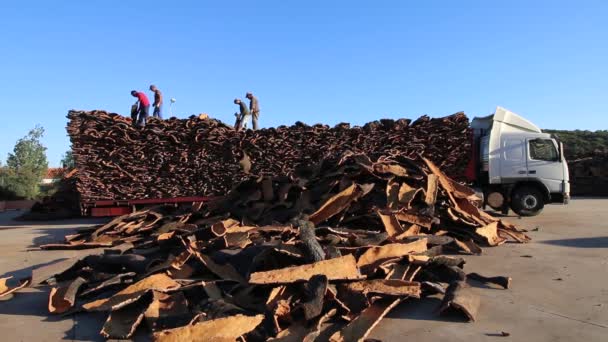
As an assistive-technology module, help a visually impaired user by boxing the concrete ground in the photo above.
[1,199,607,341]
[371,198,608,342]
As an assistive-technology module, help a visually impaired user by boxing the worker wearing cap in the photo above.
[246,92,260,130]
[131,90,150,127]
[234,98,250,131]
[149,85,163,119]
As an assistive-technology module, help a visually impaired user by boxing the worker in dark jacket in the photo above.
[131,90,150,127]
[234,98,250,131]
[149,85,163,119]
[246,92,260,130]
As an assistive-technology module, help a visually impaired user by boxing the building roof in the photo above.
[45,168,66,179]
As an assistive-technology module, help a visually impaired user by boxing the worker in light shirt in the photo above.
[234,98,250,131]
[149,85,163,119]
[246,92,260,130]
[131,90,150,127]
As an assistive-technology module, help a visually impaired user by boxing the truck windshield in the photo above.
[529,139,558,162]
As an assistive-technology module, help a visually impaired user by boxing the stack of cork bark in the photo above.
[1,153,528,341]
[66,110,472,203]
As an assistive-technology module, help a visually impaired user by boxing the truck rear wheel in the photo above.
[511,186,544,216]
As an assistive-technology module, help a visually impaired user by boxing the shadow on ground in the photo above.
[28,227,83,247]
[386,296,469,323]
[487,212,522,219]
[2,225,100,248]
[0,288,107,342]
[0,288,58,318]
[0,257,71,280]
[0,211,108,229]
[71,311,112,342]
[0,277,143,341]
[72,311,149,342]
[541,236,608,248]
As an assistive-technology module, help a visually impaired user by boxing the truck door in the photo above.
[499,137,527,181]
[526,138,563,193]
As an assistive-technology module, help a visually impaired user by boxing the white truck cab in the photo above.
[471,107,570,216]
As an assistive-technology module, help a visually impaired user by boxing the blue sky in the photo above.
[1,1,606,166]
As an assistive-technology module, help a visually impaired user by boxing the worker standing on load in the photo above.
[246,92,260,130]
[234,98,250,131]
[130,102,139,124]
[149,85,163,119]
[131,90,150,127]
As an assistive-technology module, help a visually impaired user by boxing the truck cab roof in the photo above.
[471,106,541,134]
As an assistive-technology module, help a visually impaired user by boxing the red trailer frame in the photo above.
[82,196,215,217]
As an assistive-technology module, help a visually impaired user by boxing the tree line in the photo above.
[0,126,73,200]
[544,129,608,160]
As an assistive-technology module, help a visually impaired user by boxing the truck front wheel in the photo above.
[511,186,544,216]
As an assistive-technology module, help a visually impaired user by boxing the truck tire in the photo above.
[511,186,544,216]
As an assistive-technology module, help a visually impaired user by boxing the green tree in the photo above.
[0,160,5,188]
[61,150,75,169]
[5,126,48,199]
[545,129,608,160]
[0,161,17,200]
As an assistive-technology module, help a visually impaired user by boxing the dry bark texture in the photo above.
[67,110,471,202]
[1,125,530,341]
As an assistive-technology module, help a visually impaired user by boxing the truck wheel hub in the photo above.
[522,195,538,209]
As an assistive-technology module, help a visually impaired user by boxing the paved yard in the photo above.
[371,199,608,342]
[1,199,607,341]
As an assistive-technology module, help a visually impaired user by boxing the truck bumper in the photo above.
[549,192,569,204]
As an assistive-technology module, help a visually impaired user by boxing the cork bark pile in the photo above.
[1,153,528,341]
[66,110,472,203]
